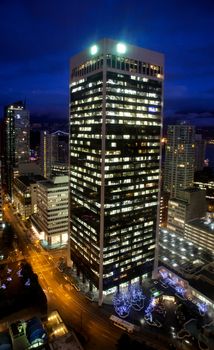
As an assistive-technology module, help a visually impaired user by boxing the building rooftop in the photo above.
[71,38,164,69]
[45,311,83,350]
[17,175,45,187]
[187,217,214,235]
[38,176,68,189]
[159,228,214,302]
[184,187,204,193]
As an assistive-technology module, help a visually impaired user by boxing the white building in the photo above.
[31,176,68,248]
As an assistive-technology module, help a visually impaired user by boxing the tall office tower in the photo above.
[2,101,30,198]
[51,130,69,164]
[0,161,3,235]
[164,123,195,201]
[195,134,206,171]
[40,130,69,178]
[40,131,52,178]
[69,39,164,305]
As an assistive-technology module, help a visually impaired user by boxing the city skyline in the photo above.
[0,8,214,346]
[0,0,214,126]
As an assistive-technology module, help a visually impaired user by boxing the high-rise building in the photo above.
[194,134,206,171]
[164,123,195,201]
[51,130,69,165]
[69,39,164,304]
[40,131,52,179]
[0,161,3,235]
[2,101,30,198]
[40,130,69,178]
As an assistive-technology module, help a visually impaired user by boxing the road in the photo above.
[3,203,170,350]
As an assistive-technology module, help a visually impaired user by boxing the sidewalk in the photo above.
[58,262,115,304]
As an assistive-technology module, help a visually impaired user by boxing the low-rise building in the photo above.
[13,175,44,220]
[185,217,214,252]
[31,176,68,248]
[194,179,214,212]
[167,188,206,235]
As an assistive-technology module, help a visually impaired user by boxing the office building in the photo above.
[195,134,206,171]
[194,167,214,212]
[51,130,69,164]
[51,163,68,176]
[40,130,69,178]
[40,131,52,178]
[2,101,30,198]
[31,176,68,248]
[164,123,195,201]
[13,175,44,220]
[185,217,214,253]
[69,39,164,304]
[167,188,206,235]
[159,192,170,227]
[0,161,3,235]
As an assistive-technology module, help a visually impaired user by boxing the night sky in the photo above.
[0,0,214,125]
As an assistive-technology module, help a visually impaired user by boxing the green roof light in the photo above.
[117,42,126,54]
[90,45,98,55]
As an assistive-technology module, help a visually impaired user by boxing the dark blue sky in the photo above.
[0,0,214,125]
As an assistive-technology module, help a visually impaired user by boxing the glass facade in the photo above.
[164,124,195,201]
[69,39,164,302]
[3,101,30,198]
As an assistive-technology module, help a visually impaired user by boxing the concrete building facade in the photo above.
[31,176,68,248]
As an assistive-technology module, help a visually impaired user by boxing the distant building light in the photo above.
[116,42,126,54]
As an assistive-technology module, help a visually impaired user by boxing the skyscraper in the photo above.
[194,133,206,171]
[2,101,30,198]
[0,161,3,235]
[40,131,52,178]
[69,39,164,305]
[164,123,195,201]
[40,130,69,178]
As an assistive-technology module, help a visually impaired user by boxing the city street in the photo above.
[2,204,170,350]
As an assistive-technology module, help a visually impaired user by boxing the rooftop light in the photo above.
[117,42,126,54]
[90,45,98,55]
